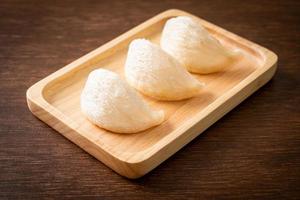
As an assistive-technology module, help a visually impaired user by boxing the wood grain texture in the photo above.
[0,0,299,199]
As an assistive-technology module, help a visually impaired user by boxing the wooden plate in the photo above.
[26,9,277,178]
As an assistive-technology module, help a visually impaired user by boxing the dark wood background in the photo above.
[0,0,299,199]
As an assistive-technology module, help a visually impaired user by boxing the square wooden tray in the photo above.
[26,9,277,178]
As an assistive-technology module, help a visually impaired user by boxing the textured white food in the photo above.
[81,69,164,133]
[125,39,203,101]
[161,16,239,74]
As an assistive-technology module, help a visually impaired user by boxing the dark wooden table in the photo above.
[1,0,299,199]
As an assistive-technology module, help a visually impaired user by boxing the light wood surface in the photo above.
[26,9,277,178]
